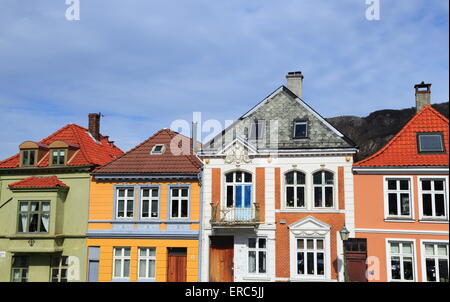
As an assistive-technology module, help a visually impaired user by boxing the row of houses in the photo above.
[0,73,448,282]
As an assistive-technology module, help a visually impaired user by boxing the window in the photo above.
[225,171,252,208]
[11,256,28,282]
[423,242,449,282]
[385,178,412,218]
[313,171,334,208]
[51,256,68,282]
[420,178,447,219]
[249,120,265,140]
[113,247,131,279]
[388,241,415,281]
[21,150,36,166]
[293,121,307,138]
[170,187,189,219]
[141,187,159,219]
[138,248,156,280]
[285,171,306,208]
[417,133,444,153]
[51,149,66,165]
[248,238,267,274]
[116,187,134,219]
[18,201,50,233]
[296,238,325,276]
[150,144,165,154]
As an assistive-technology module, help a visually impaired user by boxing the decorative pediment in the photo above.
[218,137,257,165]
[289,216,331,236]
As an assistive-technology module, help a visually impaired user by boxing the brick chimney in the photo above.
[88,113,101,141]
[414,81,431,113]
[286,71,304,98]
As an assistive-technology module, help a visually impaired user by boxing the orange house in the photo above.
[353,83,449,282]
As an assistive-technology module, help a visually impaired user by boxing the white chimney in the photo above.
[286,71,304,98]
[414,81,431,113]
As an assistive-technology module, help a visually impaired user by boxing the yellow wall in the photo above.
[87,238,199,282]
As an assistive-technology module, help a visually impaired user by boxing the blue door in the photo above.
[235,185,252,221]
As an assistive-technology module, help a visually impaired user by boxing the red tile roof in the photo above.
[0,124,123,168]
[354,105,449,167]
[9,176,68,189]
[94,129,202,174]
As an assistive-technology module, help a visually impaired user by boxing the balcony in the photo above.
[210,202,261,227]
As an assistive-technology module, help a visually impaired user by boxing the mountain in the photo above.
[327,102,449,161]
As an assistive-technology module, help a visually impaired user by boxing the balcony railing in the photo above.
[210,202,260,226]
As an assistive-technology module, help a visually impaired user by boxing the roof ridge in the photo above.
[354,104,447,166]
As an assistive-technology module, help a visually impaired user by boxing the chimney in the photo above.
[414,81,431,113]
[88,113,101,141]
[191,122,198,154]
[286,71,304,98]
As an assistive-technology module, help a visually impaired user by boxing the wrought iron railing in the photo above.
[210,202,260,225]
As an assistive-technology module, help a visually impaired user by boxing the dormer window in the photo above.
[51,150,66,165]
[293,121,308,138]
[22,150,36,166]
[249,120,265,140]
[151,144,165,154]
[417,133,444,153]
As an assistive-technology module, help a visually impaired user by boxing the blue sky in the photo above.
[0,0,448,159]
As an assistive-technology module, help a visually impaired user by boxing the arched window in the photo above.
[285,171,306,208]
[313,171,334,208]
[225,171,252,208]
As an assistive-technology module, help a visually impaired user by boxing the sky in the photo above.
[0,0,448,159]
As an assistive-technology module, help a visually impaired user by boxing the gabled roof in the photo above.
[0,124,123,168]
[9,176,68,189]
[93,129,202,174]
[354,105,449,167]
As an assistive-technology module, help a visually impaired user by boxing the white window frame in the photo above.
[284,170,306,209]
[224,170,253,209]
[169,187,190,219]
[115,187,135,219]
[150,144,165,154]
[247,237,267,275]
[386,239,417,282]
[138,247,156,280]
[140,187,160,219]
[249,120,265,141]
[418,176,449,221]
[420,240,449,282]
[312,170,336,209]
[112,247,131,279]
[293,121,308,138]
[383,176,414,220]
[295,237,326,278]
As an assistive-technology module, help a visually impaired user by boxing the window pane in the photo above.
[438,259,449,282]
[19,202,29,212]
[126,200,134,217]
[296,172,305,184]
[123,260,130,277]
[151,200,158,217]
[181,199,188,217]
[435,195,445,217]
[236,172,242,183]
[248,238,256,248]
[258,238,266,249]
[29,151,35,165]
[419,134,443,152]
[152,189,158,197]
[313,172,322,185]
[314,187,322,207]
[285,172,294,185]
[388,194,398,215]
[325,172,334,185]
[390,243,399,254]
[296,187,305,207]
[258,251,266,273]
[434,180,444,191]
[388,180,397,190]
[391,256,401,279]
[426,258,436,281]
[29,214,38,232]
[422,180,432,191]
[437,245,447,256]
[149,248,156,257]
[307,239,314,249]
[139,260,146,278]
[172,189,179,197]
[403,257,414,280]
[114,260,121,277]
[117,200,124,217]
[127,189,134,197]
[402,243,412,254]
[181,189,188,197]
[244,173,252,183]
[142,200,149,217]
[114,248,122,256]
[149,260,156,278]
[139,248,147,256]
[226,186,233,207]
[124,248,130,256]
[425,244,435,256]
[400,194,410,216]
[325,187,333,207]
[171,200,179,217]
[297,252,304,274]
[142,189,149,197]
[399,180,409,190]
[297,239,304,250]
[18,214,27,232]
[294,122,307,138]
[317,253,324,275]
[226,173,233,183]
[317,240,324,250]
[422,194,433,216]
[307,252,315,274]
[248,251,256,273]
[286,187,294,207]
[118,189,125,197]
